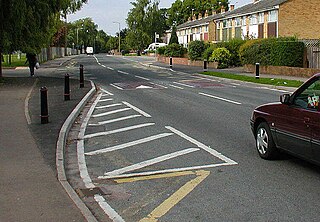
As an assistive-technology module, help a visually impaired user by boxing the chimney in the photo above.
[221,6,226,13]
[204,10,209,18]
[253,0,259,3]
[188,17,191,22]
[198,12,202,20]
[212,8,217,16]
[230,5,235,11]
[192,14,196,21]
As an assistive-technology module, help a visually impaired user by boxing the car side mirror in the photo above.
[280,94,291,105]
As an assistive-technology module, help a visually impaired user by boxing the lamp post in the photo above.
[113,22,121,54]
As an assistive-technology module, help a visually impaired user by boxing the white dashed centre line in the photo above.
[199,92,242,105]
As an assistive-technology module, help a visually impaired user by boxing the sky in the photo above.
[68,0,252,36]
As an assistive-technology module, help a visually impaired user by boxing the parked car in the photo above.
[142,43,167,54]
[251,73,320,164]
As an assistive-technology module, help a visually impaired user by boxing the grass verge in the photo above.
[201,71,304,88]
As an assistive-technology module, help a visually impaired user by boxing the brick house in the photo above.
[175,0,320,44]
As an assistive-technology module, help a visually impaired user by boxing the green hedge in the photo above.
[188,40,206,61]
[239,37,305,67]
[157,43,187,57]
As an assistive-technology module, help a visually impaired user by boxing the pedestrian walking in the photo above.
[25,53,38,77]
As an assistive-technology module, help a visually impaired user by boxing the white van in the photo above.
[143,43,167,53]
[86,47,94,55]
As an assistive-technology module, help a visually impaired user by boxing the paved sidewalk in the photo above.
[0,58,92,221]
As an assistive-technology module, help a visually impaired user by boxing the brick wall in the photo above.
[279,0,320,39]
[244,64,320,78]
[157,56,218,68]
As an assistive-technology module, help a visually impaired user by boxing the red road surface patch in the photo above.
[181,79,226,88]
[112,82,164,90]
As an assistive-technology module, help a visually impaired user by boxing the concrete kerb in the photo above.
[56,80,98,222]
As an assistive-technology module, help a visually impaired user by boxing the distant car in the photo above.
[86,47,94,55]
[250,73,320,164]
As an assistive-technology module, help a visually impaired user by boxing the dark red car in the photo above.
[251,73,320,164]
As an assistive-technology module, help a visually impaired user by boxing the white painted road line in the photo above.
[107,67,114,71]
[99,163,232,180]
[104,148,200,177]
[95,104,123,109]
[110,84,124,90]
[83,123,156,139]
[99,98,114,102]
[100,88,114,96]
[135,75,150,81]
[199,92,242,105]
[166,126,238,165]
[173,82,195,88]
[122,101,152,118]
[169,84,184,90]
[85,133,174,156]
[95,115,142,125]
[118,70,129,75]
[150,82,168,89]
[101,64,106,68]
[92,108,131,118]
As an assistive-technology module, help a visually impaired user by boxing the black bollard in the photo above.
[64,74,70,101]
[204,59,208,72]
[80,64,84,88]
[255,63,260,79]
[40,87,49,124]
[170,57,173,69]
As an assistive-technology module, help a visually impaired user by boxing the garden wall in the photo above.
[157,56,218,68]
[244,64,320,78]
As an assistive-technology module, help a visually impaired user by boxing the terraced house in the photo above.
[176,0,320,45]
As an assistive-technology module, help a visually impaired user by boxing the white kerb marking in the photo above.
[95,115,142,125]
[100,88,114,96]
[92,108,131,118]
[83,123,155,139]
[104,148,200,177]
[122,101,151,118]
[94,195,125,222]
[99,98,114,102]
[95,104,122,109]
[77,93,103,189]
[166,126,237,165]
[85,133,173,155]
[199,92,242,105]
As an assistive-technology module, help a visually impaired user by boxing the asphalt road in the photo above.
[64,54,320,222]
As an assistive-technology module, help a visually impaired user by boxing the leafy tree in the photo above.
[126,0,168,50]
[0,0,88,77]
[169,26,179,45]
[167,0,229,27]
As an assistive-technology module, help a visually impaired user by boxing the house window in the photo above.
[258,13,264,23]
[199,26,202,33]
[217,22,220,29]
[223,20,227,28]
[242,16,246,26]
[250,15,257,25]
[235,17,241,27]
[205,25,208,32]
[268,10,278,22]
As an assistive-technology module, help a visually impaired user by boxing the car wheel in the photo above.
[256,122,278,159]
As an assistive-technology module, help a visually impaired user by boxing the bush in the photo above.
[157,46,166,55]
[164,43,187,57]
[209,47,231,69]
[239,37,305,67]
[188,40,206,61]
[203,44,218,61]
[219,39,246,67]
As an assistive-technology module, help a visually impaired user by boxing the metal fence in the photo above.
[300,39,320,69]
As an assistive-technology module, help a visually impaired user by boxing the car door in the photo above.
[276,78,320,159]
